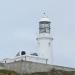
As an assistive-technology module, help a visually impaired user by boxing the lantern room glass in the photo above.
[39,22,50,33]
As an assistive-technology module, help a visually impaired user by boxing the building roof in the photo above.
[39,17,50,22]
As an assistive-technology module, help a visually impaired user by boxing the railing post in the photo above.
[25,56,26,61]
[46,59,48,64]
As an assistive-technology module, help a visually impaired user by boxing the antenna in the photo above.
[43,12,46,15]
[42,9,47,18]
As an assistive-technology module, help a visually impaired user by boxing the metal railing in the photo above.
[1,55,48,64]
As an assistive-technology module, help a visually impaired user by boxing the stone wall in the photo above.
[4,61,75,74]
[4,61,52,74]
[0,63,5,69]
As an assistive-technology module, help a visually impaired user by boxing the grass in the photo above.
[0,69,20,75]
[26,68,75,75]
[0,68,75,75]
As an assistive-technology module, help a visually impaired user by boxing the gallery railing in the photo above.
[1,55,48,64]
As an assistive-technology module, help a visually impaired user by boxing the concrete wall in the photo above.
[0,63,5,69]
[4,61,52,74]
[4,61,75,74]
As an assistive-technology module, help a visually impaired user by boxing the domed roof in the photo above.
[39,17,50,22]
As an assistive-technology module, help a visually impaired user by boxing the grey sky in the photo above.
[0,0,75,68]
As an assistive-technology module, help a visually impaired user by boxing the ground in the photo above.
[0,70,20,75]
[0,69,75,75]
[26,69,75,75]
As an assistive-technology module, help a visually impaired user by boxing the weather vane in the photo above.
[43,12,46,15]
[42,9,47,17]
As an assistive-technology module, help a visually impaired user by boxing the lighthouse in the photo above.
[36,14,53,64]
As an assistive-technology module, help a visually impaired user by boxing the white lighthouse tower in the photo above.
[36,14,53,64]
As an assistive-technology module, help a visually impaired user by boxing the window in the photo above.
[46,28,50,33]
[39,24,44,28]
[39,22,50,33]
[39,28,46,33]
[44,24,50,28]
[48,42,50,46]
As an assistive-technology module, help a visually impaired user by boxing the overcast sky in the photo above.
[0,0,75,68]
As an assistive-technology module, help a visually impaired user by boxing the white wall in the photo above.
[37,33,53,64]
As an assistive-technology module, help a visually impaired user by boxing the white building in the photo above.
[36,15,53,64]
